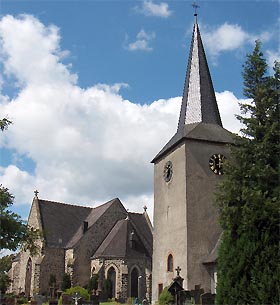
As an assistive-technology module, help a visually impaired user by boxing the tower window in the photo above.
[167,254,173,272]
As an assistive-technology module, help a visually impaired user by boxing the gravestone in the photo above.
[33,295,45,305]
[200,292,215,305]
[61,294,72,305]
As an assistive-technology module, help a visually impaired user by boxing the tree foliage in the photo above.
[215,41,280,304]
[0,118,12,131]
[61,273,72,291]
[158,287,174,305]
[0,254,15,293]
[0,185,42,255]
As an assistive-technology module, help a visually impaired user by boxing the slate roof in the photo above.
[38,199,92,248]
[92,213,153,259]
[178,20,222,131]
[37,198,123,248]
[202,233,223,264]
[66,198,123,248]
[152,19,233,163]
[152,122,234,163]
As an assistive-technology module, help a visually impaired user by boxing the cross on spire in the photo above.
[34,190,39,198]
[192,1,200,16]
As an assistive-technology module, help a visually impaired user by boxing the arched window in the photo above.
[130,267,139,298]
[91,266,96,277]
[167,254,173,272]
[107,266,116,299]
[25,258,32,297]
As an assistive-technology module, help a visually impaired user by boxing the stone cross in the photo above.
[34,190,39,198]
[175,266,181,277]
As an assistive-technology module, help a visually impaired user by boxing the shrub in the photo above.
[158,287,173,305]
[58,286,90,305]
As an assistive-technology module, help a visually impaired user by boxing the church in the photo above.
[8,11,233,304]
[8,195,153,301]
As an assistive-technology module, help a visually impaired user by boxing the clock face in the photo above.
[209,154,225,175]
[163,161,173,182]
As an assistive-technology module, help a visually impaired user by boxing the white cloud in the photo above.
[0,14,77,87]
[216,90,247,134]
[200,22,276,62]
[0,15,245,221]
[202,23,249,57]
[126,29,156,52]
[266,49,280,70]
[136,0,172,18]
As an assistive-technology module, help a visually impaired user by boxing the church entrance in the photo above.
[107,267,116,299]
[130,267,139,298]
[25,258,32,297]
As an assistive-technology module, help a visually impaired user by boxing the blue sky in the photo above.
[0,0,279,221]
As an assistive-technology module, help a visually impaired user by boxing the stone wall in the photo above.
[14,197,44,296]
[72,201,126,287]
[91,257,152,302]
[39,247,65,294]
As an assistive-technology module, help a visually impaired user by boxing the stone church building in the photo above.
[8,195,153,301]
[9,12,233,304]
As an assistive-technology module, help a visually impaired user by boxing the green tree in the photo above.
[0,254,15,293]
[61,273,72,291]
[215,41,280,304]
[0,185,41,255]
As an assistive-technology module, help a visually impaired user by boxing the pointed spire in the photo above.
[177,18,222,132]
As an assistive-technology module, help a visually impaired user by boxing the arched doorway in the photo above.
[130,267,139,298]
[25,258,32,297]
[107,266,116,299]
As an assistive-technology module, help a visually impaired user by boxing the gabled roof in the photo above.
[91,213,152,259]
[66,198,124,248]
[38,199,92,248]
[37,197,125,248]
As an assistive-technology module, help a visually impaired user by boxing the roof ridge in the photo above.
[38,198,93,209]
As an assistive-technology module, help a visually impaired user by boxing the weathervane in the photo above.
[192,1,200,18]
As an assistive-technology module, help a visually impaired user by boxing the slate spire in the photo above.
[177,15,222,132]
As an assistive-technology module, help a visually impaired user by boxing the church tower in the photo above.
[152,13,233,302]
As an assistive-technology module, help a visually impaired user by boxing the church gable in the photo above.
[66,198,126,249]
[37,199,92,248]
[92,214,152,259]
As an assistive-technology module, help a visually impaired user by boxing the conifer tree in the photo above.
[215,41,279,305]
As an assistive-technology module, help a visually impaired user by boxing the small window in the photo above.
[167,254,173,272]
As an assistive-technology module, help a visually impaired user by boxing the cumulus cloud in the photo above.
[0,15,245,220]
[200,22,275,62]
[126,29,156,52]
[135,0,172,18]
